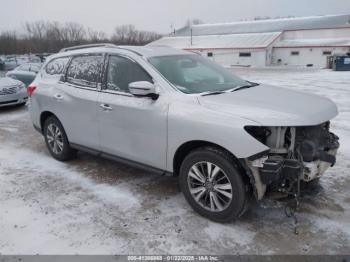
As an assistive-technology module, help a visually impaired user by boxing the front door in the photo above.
[97,55,168,170]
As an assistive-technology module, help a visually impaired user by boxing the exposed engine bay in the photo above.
[244,122,339,199]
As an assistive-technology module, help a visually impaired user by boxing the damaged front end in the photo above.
[244,122,339,200]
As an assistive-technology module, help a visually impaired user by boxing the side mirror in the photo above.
[128,81,159,100]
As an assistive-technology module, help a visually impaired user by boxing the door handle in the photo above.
[99,104,113,111]
[54,94,63,101]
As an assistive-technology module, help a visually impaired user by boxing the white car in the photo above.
[0,77,27,107]
[28,44,340,222]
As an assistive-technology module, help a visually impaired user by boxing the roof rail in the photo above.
[59,43,117,53]
[115,46,144,56]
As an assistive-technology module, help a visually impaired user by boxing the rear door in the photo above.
[52,54,104,150]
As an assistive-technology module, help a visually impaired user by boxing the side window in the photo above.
[66,55,104,88]
[105,55,153,93]
[45,57,70,76]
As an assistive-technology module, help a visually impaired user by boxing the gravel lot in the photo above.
[0,68,349,255]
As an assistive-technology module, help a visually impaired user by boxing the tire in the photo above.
[179,147,247,222]
[43,116,76,161]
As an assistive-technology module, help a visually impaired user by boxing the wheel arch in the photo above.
[173,140,253,189]
[40,111,57,133]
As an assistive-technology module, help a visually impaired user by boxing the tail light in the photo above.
[27,85,36,97]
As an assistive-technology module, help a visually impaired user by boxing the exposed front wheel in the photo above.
[179,147,247,222]
[43,116,76,161]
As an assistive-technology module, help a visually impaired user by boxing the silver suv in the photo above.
[28,44,339,222]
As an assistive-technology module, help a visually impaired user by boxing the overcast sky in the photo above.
[1,0,350,35]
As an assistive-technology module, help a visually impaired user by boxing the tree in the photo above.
[0,21,162,54]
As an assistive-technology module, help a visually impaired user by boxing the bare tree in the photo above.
[111,24,161,45]
[0,21,162,54]
[87,28,107,42]
[185,18,204,27]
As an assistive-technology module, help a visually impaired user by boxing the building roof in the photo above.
[174,14,350,36]
[274,38,350,48]
[148,32,281,50]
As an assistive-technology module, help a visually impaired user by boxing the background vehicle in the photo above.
[3,56,20,71]
[28,44,339,222]
[3,55,42,71]
[6,63,42,86]
[0,76,27,107]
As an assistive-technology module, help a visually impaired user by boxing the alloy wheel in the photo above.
[46,123,64,154]
[187,161,233,212]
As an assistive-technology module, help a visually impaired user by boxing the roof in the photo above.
[174,14,350,36]
[53,45,188,60]
[148,32,281,50]
[274,38,350,48]
[119,45,189,57]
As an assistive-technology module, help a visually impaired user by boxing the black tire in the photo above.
[43,116,76,161]
[179,147,247,222]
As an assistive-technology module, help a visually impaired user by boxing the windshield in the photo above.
[149,54,248,94]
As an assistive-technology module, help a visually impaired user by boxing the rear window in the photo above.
[66,55,104,88]
[45,57,70,76]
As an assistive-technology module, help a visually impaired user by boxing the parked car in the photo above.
[6,63,42,86]
[3,57,20,71]
[3,55,42,71]
[0,76,27,107]
[28,44,339,222]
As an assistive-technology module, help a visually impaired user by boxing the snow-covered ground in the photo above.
[0,68,349,255]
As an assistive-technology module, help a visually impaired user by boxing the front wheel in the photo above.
[43,116,76,161]
[179,147,247,222]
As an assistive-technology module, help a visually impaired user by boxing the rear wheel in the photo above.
[43,116,76,161]
[179,147,247,222]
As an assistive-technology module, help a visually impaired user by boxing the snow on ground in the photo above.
[0,68,349,255]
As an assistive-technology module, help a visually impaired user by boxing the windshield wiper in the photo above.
[201,90,227,96]
[200,82,259,96]
[230,82,259,92]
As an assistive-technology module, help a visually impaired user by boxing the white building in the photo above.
[149,14,350,68]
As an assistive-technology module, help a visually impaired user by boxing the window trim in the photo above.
[64,53,104,90]
[101,53,154,96]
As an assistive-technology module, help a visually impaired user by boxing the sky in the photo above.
[0,0,350,35]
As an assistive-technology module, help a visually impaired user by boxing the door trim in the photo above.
[70,143,172,176]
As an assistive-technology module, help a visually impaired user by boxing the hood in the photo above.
[198,84,338,126]
[0,77,23,89]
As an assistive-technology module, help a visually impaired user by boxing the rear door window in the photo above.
[45,57,70,76]
[66,55,104,88]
